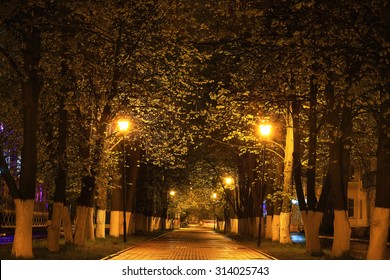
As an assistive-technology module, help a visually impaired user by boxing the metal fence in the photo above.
[0,210,48,228]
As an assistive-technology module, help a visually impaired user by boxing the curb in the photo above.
[101,230,173,260]
[214,231,278,260]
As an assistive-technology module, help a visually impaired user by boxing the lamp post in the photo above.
[258,123,271,247]
[168,190,176,229]
[223,177,234,234]
[118,119,130,243]
[212,193,217,230]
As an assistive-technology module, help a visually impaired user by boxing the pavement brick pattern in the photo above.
[104,227,273,260]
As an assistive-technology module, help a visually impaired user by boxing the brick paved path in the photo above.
[103,226,274,260]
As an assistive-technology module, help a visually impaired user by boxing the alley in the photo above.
[103,226,275,260]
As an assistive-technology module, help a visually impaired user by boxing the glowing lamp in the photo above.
[224,177,233,185]
[259,124,271,137]
[118,120,130,132]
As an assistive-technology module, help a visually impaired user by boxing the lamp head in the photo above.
[118,120,130,132]
[224,177,233,185]
[259,124,271,137]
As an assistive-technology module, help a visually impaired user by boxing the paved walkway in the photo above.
[103,226,274,260]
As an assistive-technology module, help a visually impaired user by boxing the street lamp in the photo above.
[224,177,233,186]
[223,177,234,234]
[258,123,271,247]
[168,190,176,229]
[118,119,130,242]
[212,193,217,230]
[259,124,271,137]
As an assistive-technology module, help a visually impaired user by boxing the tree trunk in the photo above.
[47,24,71,251]
[325,75,353,257]
[110,172,122,236]
[292,96,323,255]
[85,207,95,241]
[74,175,96,244]
[96,209,106,238]
[47,96,68,251]
[271,161,283,241]
[329,111,353,257]
[302,211,323,256]
[332,210,351,257]
[110,210,121,237]
[280,212,291,243]
[307,75,318,211]
[271,215,280,241]
[367,207,390,259]
[9,10,43,258]
[265,214,273,239]
[11,199,35,258]
[96,181,107,239]
[73,205,88,246]
[62,205,73,243]
[367,100,390,259]
[47,202,63,252]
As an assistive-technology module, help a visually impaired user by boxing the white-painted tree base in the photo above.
[62,206,73,243]
[85,207,95,241]
[96,209,106,238]
[301,210,323,255]
[265,216,273,239]
[331,210,351,257]
[367,207,390,259]
[280,212,292,244]
[271,215,280,241]
[110,210,120,237]
[73,205,88,246]
[47,202,63,252]
[12,199,35,258]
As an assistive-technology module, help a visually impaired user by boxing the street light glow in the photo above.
[118,120,130,132]
[170,190,176,196]
[259,124,271,137]
[212,193,217,199]
[224,177,233,185]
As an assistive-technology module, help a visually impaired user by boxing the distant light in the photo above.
[224,177,233,185]
[259,124,271,136]
[118,120,130,132]
[170,190,176,196]
[212,193,217,199]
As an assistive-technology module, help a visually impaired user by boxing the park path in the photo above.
[103,225,275,260]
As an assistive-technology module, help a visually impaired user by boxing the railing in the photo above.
[0,210,48,228]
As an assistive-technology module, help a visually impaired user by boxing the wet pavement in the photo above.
[103,226,275,260]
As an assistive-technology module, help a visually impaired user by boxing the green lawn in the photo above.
[0,232,162,260]
[227,234,372,260]
[228,235,331,260]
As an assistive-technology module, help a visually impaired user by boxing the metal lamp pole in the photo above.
[214,204,216,230]
[212,193,217,230]
[118,119,130,243]
[257,123,271,247]
[257,139,266,247]
[122,134,127,243]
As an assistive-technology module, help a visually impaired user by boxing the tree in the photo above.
[0,1,45,258]
[367,0,390,258]
[367,87,390,259]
